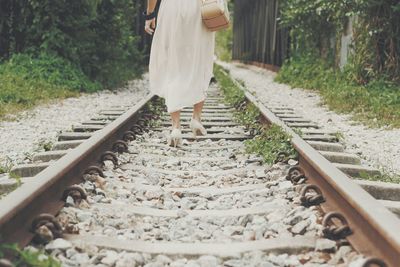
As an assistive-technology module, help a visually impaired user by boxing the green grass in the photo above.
[359,171,400,184]
[275,55,400,128]
[0,53,102,119]
[0,157,13,174]
[215,64,297,164]
[245,125,297,164]
[0,244,60,267]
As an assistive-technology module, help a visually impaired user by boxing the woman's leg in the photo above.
[193,101,204,121]
[170,110,181,129]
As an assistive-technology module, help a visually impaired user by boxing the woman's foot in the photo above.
[168,128,182,147]
[190,118,207,137]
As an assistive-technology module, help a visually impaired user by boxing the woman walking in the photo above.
[145,0,215,147]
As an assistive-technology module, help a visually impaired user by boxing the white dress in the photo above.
[149,0,215,113]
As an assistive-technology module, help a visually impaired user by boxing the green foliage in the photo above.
[215,0,234,61]
[279,0,345,57]
[214,65,246,106]
[359,172,400,184]
[276,54,400,127]
[0,0,145,88]
[0,244,60,267]
[145,97,166,128]
[280,0,400,83]
[245,125,296,164]
[349,2,400,84]
[1,53,100,92]
[0,53,98,118]
[0,157,13,174]
[216,24,233,62]
[234,104,261,130]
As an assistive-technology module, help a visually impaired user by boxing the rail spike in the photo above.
[286,166,307,185]
[300,184,325,207]
[31,214,63,244]
[101,151,118,167]
[62,185,87,205]
[322,212,353,240]
[136,118,147,127]
[131,124,144,135]
[123,130,136,142]
[275,151,290,164]
[84,166,105,178]
[112,140,129,153]
[361,258,387,267]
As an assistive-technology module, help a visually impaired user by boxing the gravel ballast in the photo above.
[0,77,149,168]
[220,62,400,177]
[43,129,365,267]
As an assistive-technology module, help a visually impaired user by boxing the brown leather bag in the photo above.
[201,0,230,32]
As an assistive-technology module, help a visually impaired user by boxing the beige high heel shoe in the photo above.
[190,118,207,137]
[168,128,182,147]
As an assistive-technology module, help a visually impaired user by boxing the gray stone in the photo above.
[45,238,72,250]
[76,210,92,222]
[70,253,90,265]
[278,181,293,191]
[259,262,274,267]
[115,253,141,267]
[268,253,290,266]
[145,189,163,200]
[348,258,368,267]
[328,245,352,264]
[185,261,201,267]
[198,255,218,267]
[223,259,243,267]
[130,253,145,265]
[101,250,119,266]
[170,259,188,267]
[155,255,172,265]
[291,220,310,235]
[286,214,303,226]
[66,248,78,258]
[252,216,267,225]
[144,262,164,267]
[315,238,337,252]
[255,169,266,178]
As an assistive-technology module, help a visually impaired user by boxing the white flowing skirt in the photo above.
[149,0,215,113]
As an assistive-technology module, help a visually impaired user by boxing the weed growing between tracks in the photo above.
[359,171,400,184]
[0,243,60,267]
[145,97,166,128]
[214,65,297,164]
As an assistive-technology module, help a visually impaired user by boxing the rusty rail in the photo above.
[239,84,400,266]
[0,94,156,246]
[2,70,400,265]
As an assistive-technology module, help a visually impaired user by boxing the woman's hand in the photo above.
[145,18,156,35]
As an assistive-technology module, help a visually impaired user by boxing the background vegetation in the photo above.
[276,0,400,127]
[0,0,147,119]
[215,0,234,62]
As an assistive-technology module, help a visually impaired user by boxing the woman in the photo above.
[145,0,215,147]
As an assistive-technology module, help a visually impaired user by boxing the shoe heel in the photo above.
[172,137,178,148]
[168,129,182,147]
[190,119,207,137]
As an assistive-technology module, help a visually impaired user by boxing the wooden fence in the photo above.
[232,0,290,68]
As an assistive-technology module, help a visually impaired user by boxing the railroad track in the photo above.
[0,74,399,266]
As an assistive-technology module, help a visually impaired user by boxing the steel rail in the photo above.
[241,86,400,266]
[0,94,156,246]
